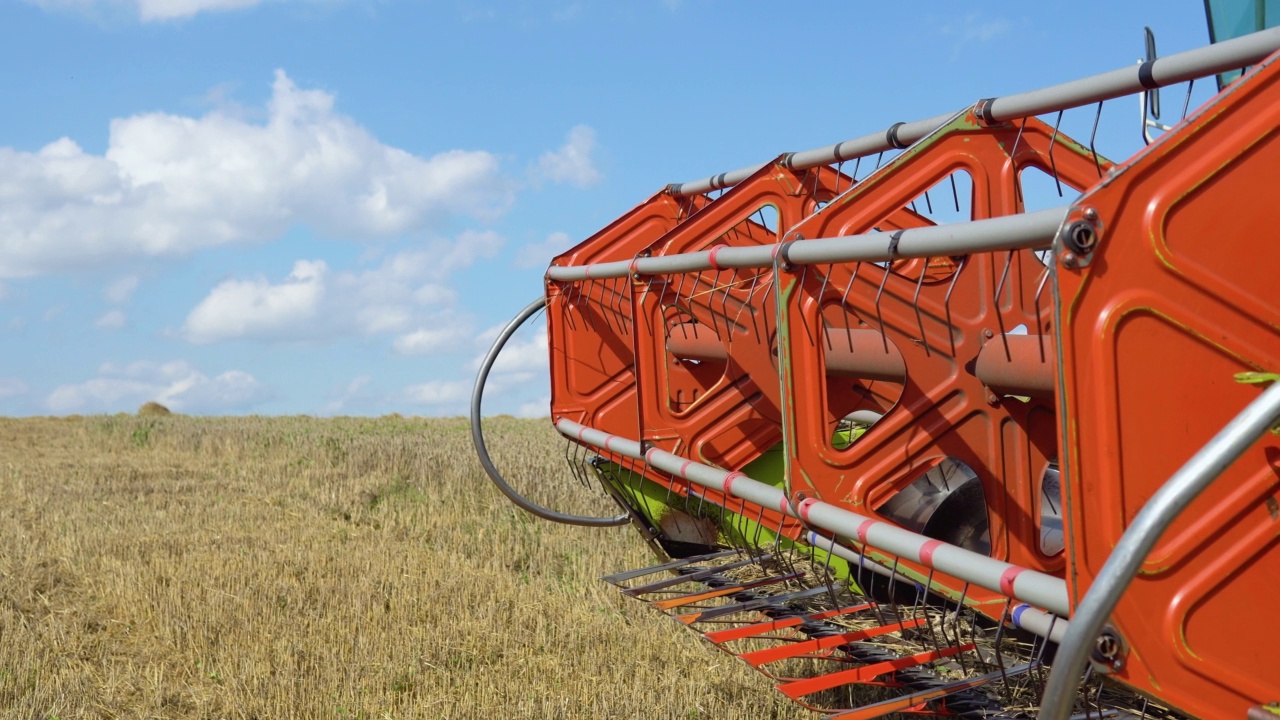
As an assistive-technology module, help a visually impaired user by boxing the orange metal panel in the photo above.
[1054,52,1280,718]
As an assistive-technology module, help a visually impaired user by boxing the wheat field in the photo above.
[0,414,802,719]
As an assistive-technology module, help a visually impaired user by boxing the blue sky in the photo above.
[0,0,1223,416]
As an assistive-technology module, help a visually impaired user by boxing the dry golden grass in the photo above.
[0,415,802,719]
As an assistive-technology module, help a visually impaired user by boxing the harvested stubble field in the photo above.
[0,415,800,719]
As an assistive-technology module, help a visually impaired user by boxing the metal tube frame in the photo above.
[546,206,1069,282]
[556,417,1070,617]
[470,297,630,527]
[667,28,1280,197]
[1037,381,1280,720]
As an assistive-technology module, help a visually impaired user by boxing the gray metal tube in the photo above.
[556,417,1070,617]
[780,112,959,174]
[1038,381,1280,720]
[547,207,1068,282]
[668,163,769,196]
[471,298,629,527]
[807,532,1069,644]
[989,27,1280,122]
[667,28,1280,198]
[785,207,1066,266]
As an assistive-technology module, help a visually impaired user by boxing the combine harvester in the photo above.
[473,5,1280,718]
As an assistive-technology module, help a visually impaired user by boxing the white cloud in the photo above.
[0,378,28,400]
[532,125,601,188]
[0,70,513,278]
[95,309,127,329]
[104,275,139,304]
[46,360,270,414]
[393,325,471,356]
[181,230,499,345]
[322,374,371,414]
[516,395,550,418]
[26,0,264,22]
[516,231,575,269]
[403,379,470,406]
[471,321,549,375]
[136,0,260,21]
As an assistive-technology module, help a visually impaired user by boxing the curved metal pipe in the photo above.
[470,297,630,527]
[1038,380,1280,720]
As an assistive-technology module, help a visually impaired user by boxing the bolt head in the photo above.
[982,329,994,339]
[1083,207,1099,222]
[1062,251,1078,268]
[987,395,1000,406]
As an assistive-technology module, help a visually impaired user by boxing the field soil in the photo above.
[0,415,800,719]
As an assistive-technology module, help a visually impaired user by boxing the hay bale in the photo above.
[137,401,171,416]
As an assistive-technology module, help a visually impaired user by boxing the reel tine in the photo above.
[1089,100,1105,178]
[1049,109,1065,197]
[992,250,1015,347]
[912,261,930,355]
[950,173,961,213]
[1011,117,1028,206]
[674,274,690,339]
[943,256,966,356]
[992,598,1014,693]
[1181,78,1195,121]
[874,253,894,354]
[819,265,834,351]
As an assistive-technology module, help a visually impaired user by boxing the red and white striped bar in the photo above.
[556,417,1071,618]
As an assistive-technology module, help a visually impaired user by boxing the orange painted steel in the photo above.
[774,112,1107,605]
[548,191,708,442]
[626,159,844,475]
[1053,52,1280,720]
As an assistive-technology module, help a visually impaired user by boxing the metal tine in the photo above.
[920,569,944,656]
[992,250,1016,355]
[1011,118,1029,206]
[612,276,630,334]
[814,531,845,613]
[884,556,905,628]
[682,585,831,625]
[1181,78,1195,121]
[673,274,690,339]
[596,275,622,333]
[692,479,708,519]
[1048,109,1066,197]
[720,267,738,350]
[912,262,930,356]
[734,270,763,341]
[1033,262,1053,359]
[950,583,972,677]
[601,277,625,334]
[819,265,835,351]
[580,280,599,334]
[623,556,763,597]
[991,598,1014,692]
[950,173,961,213]
[563,436,586,489]
[623,455,658,528]
[794,264,815,343]
[924,188,933,215]
[943,257,967,356]
[602,548,744,585]
[566,280,586,331]
[873,255,893,354]
[608,277,629,334]
[749,502,768,558]
[699,268,721,341]
[910,199,919,214]
[833,159,845,197]
[841,261,863,353]
[1089,101,1105,178]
